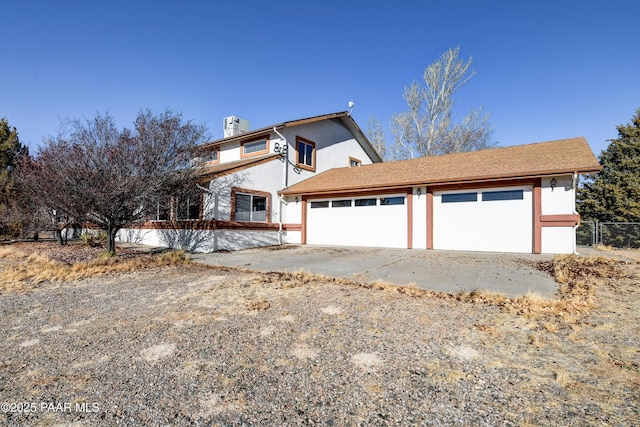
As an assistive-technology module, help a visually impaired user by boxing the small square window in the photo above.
[349,157,362,167]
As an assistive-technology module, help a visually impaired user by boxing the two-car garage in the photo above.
[304,186,533,253]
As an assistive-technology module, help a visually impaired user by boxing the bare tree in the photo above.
[365,115,387,160]
[389,47,495,159]
[17,110,208,254]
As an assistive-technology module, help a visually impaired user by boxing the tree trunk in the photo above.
[106,226,118,255]
[55,229,65,246]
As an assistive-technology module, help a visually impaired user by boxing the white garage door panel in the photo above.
[307,196,407,248]
[433,187,532,253]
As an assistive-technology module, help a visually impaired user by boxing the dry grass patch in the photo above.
[246,300,271,311]
[0,245,191,293]
[505,254,630,322]
[227,254,629,328]
[0,245,22,260]
[542,321,559,333]
[554,370,570,387]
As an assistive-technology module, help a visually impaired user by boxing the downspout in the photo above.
[273,126,287,245]
[571,172,579,255]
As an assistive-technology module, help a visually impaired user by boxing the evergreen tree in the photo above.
[0,118,29,238]
[578,108,640,247]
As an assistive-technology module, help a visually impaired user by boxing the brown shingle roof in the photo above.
[196,111,383,163]
[280,137,602,196]
[195,154,278,179]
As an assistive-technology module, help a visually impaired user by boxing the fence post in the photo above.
[598,221,603,246]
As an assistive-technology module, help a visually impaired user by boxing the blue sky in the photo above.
[2,0,638,158]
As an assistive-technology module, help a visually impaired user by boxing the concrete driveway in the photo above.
[190,245,558,298]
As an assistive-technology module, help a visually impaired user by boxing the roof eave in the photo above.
[337,115,383,163]
[198,112,352,149]
[194,154,279,180]
[279,166,602,196]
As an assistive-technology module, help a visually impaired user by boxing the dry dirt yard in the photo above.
[0,242,638,426]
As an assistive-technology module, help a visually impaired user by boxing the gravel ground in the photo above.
[0,246,638,426]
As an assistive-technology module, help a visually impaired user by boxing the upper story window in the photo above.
[349,157,362,167]
[296,136,316,172]
[241,136,269,158]
[199,148,219,164]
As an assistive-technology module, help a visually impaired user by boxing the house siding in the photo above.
[117,115,379,252]
[540,174,578,254]
[412,187,428,249]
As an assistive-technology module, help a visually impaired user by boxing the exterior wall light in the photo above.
[550,177,557,191]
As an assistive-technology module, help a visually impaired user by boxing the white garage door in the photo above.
[433,186,533,253]
[307,194,407,248]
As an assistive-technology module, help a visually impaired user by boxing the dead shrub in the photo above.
[511,255,628,321]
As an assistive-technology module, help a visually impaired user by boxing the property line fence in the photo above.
[577,220,640,249]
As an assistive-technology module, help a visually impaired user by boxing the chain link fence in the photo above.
[577,220,640,249]
[576,221,597,246]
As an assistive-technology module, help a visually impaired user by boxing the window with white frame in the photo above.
[234,191,268,222]
[152,201,170,221]
[176,193,201,220]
